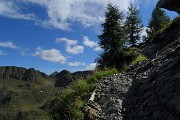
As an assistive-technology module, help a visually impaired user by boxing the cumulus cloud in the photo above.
[93,46,103,51]
[0,0,135,30]
[56,38,84,55]
[83,36,97,48]
[0,50,6,55]
[33,47,66,64]
[0,41,18,49]
[83,36,102,51]
[0,0,36,20]
[86,63,97,70]
[68,61,86,67]
[141,27,148,38]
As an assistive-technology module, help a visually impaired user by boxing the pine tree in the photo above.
[126,3,143,47]
[146,7,170,40]
[97,3,127,69]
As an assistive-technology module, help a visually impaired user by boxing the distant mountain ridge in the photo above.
[0,66,48,81]
[0,66,93,88]
[54,70,93,87]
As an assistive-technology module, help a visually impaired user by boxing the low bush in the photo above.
[130,54,147,65]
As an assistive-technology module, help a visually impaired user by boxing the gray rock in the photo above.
[84,39,180,120]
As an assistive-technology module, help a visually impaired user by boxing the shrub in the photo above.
[50,68,119,120]
[130,54,147,65]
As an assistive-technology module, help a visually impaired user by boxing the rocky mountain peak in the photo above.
[0,66,48,81]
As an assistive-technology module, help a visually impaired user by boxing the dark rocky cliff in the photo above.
[157,0,180,14]
[84,37,180,120]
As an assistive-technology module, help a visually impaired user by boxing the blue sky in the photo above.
[0,0,178,74]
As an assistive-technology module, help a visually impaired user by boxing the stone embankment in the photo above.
[84,39,180,120]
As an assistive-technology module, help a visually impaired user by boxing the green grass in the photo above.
[130,54,147,65]
[0,69,119,120]
[50,68,119,120]
[87,68,118,83]
[0,78,56,120]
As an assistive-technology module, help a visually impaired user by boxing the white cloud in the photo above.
[93,46,103,51]
[83,36,102,52]
[68,61,86,67]
[86,63,97,70]
[83,36,97,48]
[0,0,135,30]
[0,50,6,55]
[0,41,18,49]
[0,0,36,20]
[56,38,77,45]
[66,45,84,55]
[141,27,148,38]
[33,47,67,64]
[56,38,84,55]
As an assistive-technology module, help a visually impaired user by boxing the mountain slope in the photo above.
[0,67,55,120]
[0,66,48,81]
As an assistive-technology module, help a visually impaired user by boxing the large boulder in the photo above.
[157,0,180,14]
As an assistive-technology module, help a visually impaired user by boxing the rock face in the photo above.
[54,70,73,87]
[143,16,180,58]
[123,40,180,120]
[84,39,180,120]
[0,66,48,81]
[157,0,180,14]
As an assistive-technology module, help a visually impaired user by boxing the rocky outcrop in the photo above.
[143,16,180,58]
[54,70,93,87]
[0,66,48,81]
[49,71,59,77]
[72,70,93,80]
[54,70,73,87]
[84,39,180,119]
[123,39,180,120]
[157,0,180,14]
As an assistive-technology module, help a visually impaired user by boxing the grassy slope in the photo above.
[0,78,57,120]
[48,69,119,120]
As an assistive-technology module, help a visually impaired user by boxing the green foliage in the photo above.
[50,69,118,120]
[146,7,170,41]
[130,54,147,65]
[153,15,180,43]
[88,68,118,83]
[125,3,143,46]
[98,3,127,51]
[97,3,128,69]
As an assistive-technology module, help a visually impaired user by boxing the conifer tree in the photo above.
[126,3,143,46]
[146,7,170,40]
[97,3,127,69]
